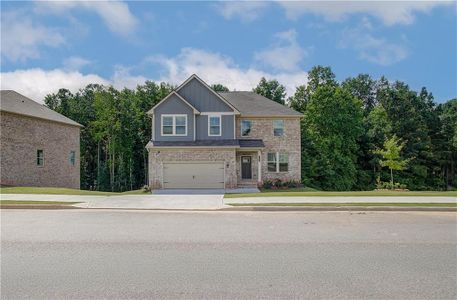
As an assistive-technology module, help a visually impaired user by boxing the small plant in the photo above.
[262,179,303,190]
[376,177,408,191]
[142,185,151,192]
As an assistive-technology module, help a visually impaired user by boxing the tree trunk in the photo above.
[97,141,100,191]
[390,168,394,190]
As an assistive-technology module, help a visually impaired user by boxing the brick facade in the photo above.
[148,148,237,189]
[236,117,301,183]
[0,112,80,188]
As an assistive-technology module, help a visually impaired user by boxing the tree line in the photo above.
[44,66,456,191]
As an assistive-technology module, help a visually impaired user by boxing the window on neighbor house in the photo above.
[37,150,44,166]
[69,151,76,166]
[209,115,221,136]
[161,115,187,136]
[273,120,284,136]
[241,120,252,137]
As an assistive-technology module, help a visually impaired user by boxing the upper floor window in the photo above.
[267,152,289,172]
[208,115,221,136]
[161,115,187,136]
[37,149,44,166]
[273,120,284,136]
[69,151,76,166]
[241,120,252,137]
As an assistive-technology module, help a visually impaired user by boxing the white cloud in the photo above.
[1,11,65,62]
[35,0,138,36]
[63,56,92,71]
[146,48,307,96]
[216,1,270,22]
[340,20,408,65]
[1,67,151,103]
[278,0,453,25]
[254,29,308,71]
[1,48,309,104]
[0,69,109,102]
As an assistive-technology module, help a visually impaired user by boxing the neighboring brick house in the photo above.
[146,74,303,189]
[0,90,82,188]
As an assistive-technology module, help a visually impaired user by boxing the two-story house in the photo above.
[146,74,302,189]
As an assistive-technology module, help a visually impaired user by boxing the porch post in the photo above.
[257,150,262,185]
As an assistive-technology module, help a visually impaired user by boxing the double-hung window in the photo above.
[208,115,221,136]
[161,115,187,136]
[241,120,252,137]
[267,152,289,172]
[37,149,44,166]
[273,120,284,136]
[69,151,76,166]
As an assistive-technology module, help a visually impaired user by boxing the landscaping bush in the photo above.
[262,179,303,190]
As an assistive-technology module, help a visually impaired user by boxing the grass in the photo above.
[0,200,80,205]
[228,202,457,207]
[0,187,147,196]
[225,189,457,198]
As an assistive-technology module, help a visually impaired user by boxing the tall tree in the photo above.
[302,85,363,190]
[211,83,229,92]
[342,74,377,113]
[253,77,286,104]
[289,65,337,111]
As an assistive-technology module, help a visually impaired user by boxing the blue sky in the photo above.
[1,1,456,103]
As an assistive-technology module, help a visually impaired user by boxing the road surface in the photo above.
[2,210,456,299]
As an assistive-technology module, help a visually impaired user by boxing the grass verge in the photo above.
[228,202,457,207]
[225,190,457,198]
[0,187,147,196]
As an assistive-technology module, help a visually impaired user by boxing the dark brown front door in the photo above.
[241,156,252,179]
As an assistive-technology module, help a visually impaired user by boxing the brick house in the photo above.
[0,90,82,188]
[146,74,303,189]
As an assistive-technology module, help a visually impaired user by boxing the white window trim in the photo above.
[208,114,222,137]
[273,119,284,137]
[267,152,289,173]
[161,114,188,136]
[241,120,252,137]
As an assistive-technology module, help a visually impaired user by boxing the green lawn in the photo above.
[0,187,147,196]
[225,189,457,198]
[0,200,80,205]
[228,202,457,207]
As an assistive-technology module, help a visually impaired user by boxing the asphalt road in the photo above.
[1,210,456,299]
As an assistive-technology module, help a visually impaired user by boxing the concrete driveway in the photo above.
[1,193,226,210]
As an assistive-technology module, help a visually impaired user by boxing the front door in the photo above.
[241,156,252,179]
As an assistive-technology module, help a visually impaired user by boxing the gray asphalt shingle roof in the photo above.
[0,90,82,127]
[219,91,303,117]
[150,139,264,148]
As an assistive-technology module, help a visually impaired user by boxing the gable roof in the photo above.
[0,90,82,127]
[176,74,240,114]
[147,91,200,115]
[219,91,303,117]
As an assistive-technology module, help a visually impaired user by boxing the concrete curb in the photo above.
[221,206,457,212]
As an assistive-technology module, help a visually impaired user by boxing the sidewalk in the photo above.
[0,194,226,210]
[1,193,455,210]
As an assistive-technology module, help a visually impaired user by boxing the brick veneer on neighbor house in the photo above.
[235,117,301,182]
[0,112,80,188]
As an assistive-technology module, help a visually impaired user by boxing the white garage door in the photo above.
[163,162,225,189]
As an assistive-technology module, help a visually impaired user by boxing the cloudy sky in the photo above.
[1,0,456,103]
